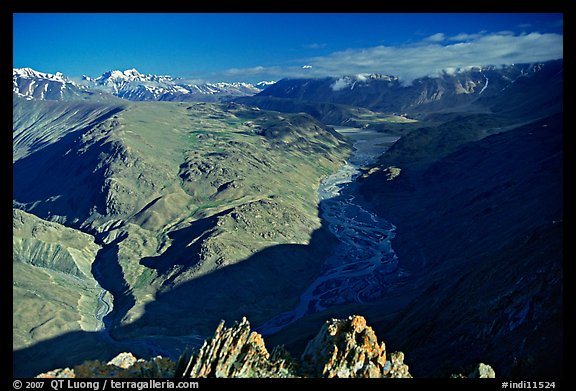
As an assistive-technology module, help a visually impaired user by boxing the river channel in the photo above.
[257,127,401,335]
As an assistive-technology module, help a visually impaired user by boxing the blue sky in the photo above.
[13,13,563,83]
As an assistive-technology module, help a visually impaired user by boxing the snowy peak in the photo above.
[13,67,69,84]
[256,80,276,89]
[89,69,175,97]
[94,69,174,85]
[120,68,142,78]
[13,67,276,102]
[83,69,269,102]
[12,67,96,101]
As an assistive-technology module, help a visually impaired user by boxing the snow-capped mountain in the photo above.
[82,68,274,102]
[255,80,277,89]
[13,68,99,101]
[13,67,276,102]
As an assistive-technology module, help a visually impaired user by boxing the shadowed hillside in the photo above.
[355,113,563,377]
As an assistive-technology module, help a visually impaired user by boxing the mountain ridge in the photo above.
[13,67,275,102]
[239,59,563,123]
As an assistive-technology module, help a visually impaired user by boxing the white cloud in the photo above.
[447,32,486,41]
[221,31,563,83]
[424,33,446,42]
[494,30,516,36]
[303,43,327,49]
[223,65,280,78]
[331,77,352,91]
[330,74,374,91]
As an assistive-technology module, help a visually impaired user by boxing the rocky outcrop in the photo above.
[300,315,410,378]
[469,363,497,378]
[451,363,497,378]
[36,315,492,378]
[176,317,294,378]
[37,352,175,378]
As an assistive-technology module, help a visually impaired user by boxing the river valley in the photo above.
[257,127,402,335]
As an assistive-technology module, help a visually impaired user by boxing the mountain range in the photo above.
[13,67,275,102]
[238,60,563,126]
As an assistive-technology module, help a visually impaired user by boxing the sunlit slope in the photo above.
[13,95,125,162]
[13,100,351,341]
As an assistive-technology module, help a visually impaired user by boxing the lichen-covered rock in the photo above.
[36,368,75,378]
[387,351,412,378]
[36,353,175,378]
[177,317,295,378]
[469,363,496,378]
[300,315,411,378]
[451,363,497,378]
[107,352,138,369]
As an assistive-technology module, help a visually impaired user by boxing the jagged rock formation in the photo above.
[450,363,497,378]
[176,317,294,378]
[36,315,492,378]
[300,315,409,378]
[470,363,497,378]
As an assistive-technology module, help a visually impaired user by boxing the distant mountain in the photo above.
[82,68,273,102]
[240,60,563,121]
[13,67,276,102]
[12,68,112,101]
[255,80,277,89]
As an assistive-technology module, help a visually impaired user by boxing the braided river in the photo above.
[258,127,401,335]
